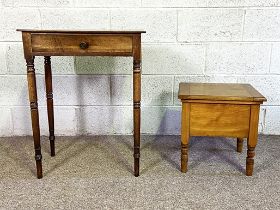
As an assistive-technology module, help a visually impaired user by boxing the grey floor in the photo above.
[0,135,279,209]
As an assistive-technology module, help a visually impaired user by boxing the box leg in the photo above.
[246,105,260,176]
[237,138,244,153]
[181,103,190,173]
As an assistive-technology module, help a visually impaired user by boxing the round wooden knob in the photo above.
[79,42,89,49]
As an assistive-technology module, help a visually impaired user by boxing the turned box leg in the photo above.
[246,105,260,176]
[26,57,43,179]
[237,138,244,153]
[44,56,55,156]
[181,103,190,173]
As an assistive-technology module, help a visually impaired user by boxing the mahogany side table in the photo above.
[17,29,146,179]
[178,83,266,176]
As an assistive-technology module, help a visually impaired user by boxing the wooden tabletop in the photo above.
[178,83,267,102]
[16,29,146,34]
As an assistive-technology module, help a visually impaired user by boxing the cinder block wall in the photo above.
[0,0,279,136]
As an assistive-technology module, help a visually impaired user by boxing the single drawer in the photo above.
[31,33,133,56]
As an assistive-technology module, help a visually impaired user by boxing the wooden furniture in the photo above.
[178,83,266,176]
[17,29,146,179]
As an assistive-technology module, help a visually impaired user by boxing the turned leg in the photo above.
[246,105,260,176]
[133,35,141,177]
[44,56,55,156]
[26,57,43,179]
[133,59,141,177]
[181,103,190,173]
[237,138,244,153]
[246,146,255,176]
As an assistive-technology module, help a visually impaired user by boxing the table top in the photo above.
[16,29,146,34]
[178,83,267,102]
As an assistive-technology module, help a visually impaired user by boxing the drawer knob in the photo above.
[79,42,89,49]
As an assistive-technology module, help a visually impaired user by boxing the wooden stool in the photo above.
[178,83,266,176]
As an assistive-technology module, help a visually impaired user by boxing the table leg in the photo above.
[44,56,55,156]
[133,59,141,177]
[181,103,190,173]
[133,35,141,177]
[246,105,260,176]
[26,57,43,179]
[237,138,244,153]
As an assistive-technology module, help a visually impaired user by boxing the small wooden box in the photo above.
[178,83,266,176]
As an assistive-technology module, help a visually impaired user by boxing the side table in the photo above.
[17,29,146,178]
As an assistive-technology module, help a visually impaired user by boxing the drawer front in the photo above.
[31,33,133,55]
[190,103,251,138]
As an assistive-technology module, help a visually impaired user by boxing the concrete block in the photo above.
[208,75,239,83]
[110,75,132,105]
[206,43,271,75]
[259,106,266,134]
[77,106,133,135]
[37,0,74,7]
[142,106,181,135]
[52,75,110,105]
[74,0,140,7]
[173,76,210,105]
[142,0,206,7]
[0,8,41,41]
[237,76,280,105]
[6,43,75,75]
[142,0,280,7]
[208,0,279,7]
[3,0,73,7]
[270,44,280,74]
[6,43,26,75]
[7,42,76,75]
[142,44,205,75]
[3,0,37,7]
[11,106,39,136]
[0,108,12,137]
[41,9,110,30]
[178,9,244,42]
[74,57,132,75]
[263,106,280,135]
[142,76,173,106]
[51,107,78,136]
[0,74,131,107]
[111,9,177,42]
[44,57,75,75]
[0,75,45,106]
[244,9,280,41]
[55,75,174,106]
[11,106,77,136]
[0,43,7,74]
[52,106,78,136]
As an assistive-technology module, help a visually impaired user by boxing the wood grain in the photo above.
[237,138,244,153]
[179,83,266,102]
[44,56,55,157]
[133,34,141,177]
[178,83,266,176]
[17,29,146,33]
[246,105,260,176]
[190,103,251,138]
[181,103,190,173]
[19,30,145,178]
[26,57,42,179]
[31,34,133,56]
